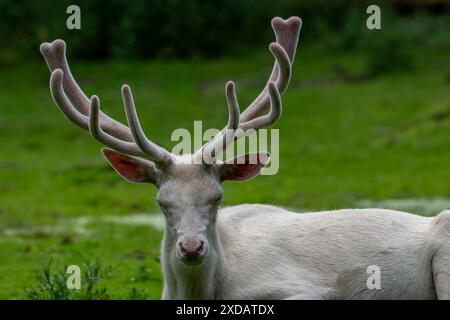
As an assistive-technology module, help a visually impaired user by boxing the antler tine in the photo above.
[122,85,173,164]
[240,16,301,123]
[89,95,145,157]
[40,39,133,142]
[199,81,240,164]
[50,67,147,157]
[238,81,281,136]
[50,69,90,130]
[272,16,302,62]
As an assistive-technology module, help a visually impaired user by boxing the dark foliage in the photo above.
[0,0,448,65]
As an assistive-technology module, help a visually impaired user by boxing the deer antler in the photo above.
[196,16,302,162]
[201,81,241,163]
[41,40,172,164]
[41,16,300,165]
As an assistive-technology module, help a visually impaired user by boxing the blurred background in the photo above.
[0,0,449,299]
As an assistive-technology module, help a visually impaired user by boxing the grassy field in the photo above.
[0,43,449,299]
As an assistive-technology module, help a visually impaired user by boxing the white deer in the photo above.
[40,16,450,300]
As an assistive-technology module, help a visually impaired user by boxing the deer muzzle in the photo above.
[176,236,207,265]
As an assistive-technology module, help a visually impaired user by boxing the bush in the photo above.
[364,31,415,77]
[24,258,115,300]
[0,0,358,63]
[0,0,448,65]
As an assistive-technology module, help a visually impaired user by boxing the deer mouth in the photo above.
[181,256,205,266]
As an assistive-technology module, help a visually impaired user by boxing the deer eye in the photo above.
[212,195,223,205]
[157,200,170,212]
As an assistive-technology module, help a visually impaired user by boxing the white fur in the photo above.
[161,204,450,299]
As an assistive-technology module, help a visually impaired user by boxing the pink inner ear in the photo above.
[231,164,264,181]
[229,162,266,181]
[221,152,270,182]
[103,149,150,183]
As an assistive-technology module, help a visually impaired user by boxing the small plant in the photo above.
[126,287,148,300]
[24,257,115,300]
[134,265,152,282]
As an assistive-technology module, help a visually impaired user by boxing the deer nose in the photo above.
[178,239,205,260]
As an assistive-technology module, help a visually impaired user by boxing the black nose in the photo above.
[179,240,205,260]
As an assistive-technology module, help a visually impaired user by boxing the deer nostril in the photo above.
[178,240,205,258]
[196,240,205,254]
[179,242,187,255]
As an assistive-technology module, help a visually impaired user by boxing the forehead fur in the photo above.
[165,155,216,180]
[157,156,222,203]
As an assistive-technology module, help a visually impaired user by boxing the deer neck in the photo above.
[161,225,225,299]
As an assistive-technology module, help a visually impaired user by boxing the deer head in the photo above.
[40,17,301,266]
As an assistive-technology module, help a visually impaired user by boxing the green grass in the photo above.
[0,43,450,299]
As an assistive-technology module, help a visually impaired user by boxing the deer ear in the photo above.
[102,148,160,184]
[217,152,270,182]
